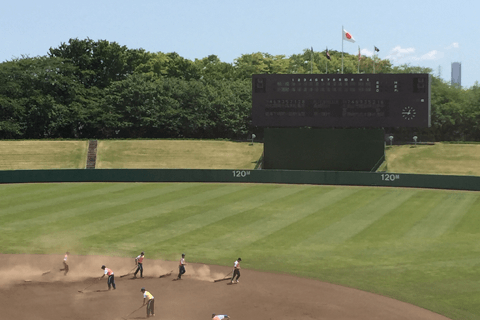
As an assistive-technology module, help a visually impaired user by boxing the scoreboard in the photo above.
[252,74,431,128]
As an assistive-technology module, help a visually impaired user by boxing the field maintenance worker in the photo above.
[231,258,241,284]
[100,265,116,290]
[134,251,145,278]
[141,287,155,317]
[212,314,230,319]
[60,252,69,275]
[177,253,186,280]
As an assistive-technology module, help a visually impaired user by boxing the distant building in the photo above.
[451,62,461,87]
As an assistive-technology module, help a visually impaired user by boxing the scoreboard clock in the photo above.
[252,74,431,128]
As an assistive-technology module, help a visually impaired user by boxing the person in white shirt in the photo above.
[212,314,230,320]
[177,253,186,280]
[134,251,145,278]
[230,258,241,284]
[60,252,69,275]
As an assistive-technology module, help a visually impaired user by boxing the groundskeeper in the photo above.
[100,265,116,290]
[60,252,69,275]
[212,313,230,319]
[134,251,145,278]
[231,258,241,284]
[177,253,186,280]
[141,287,155,317]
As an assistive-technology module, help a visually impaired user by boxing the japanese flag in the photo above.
[343,29,355,43]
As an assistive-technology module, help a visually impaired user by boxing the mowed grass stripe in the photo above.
[1,183,220,253]
[300,189,417,249]
[398,193,480,271]
[450,195,480,235]
[0,184,149,228]
[0,183,89,211]
[191,187,359,258]
[114,184,281,250]
[348,190,446,243]
[0,183,181,231]
[45,184,250,253]
[122,185,310,258]
[250,187,391,254]
[403,192,479,240]
[156,186,342,259]
[0,183,121,218]
[80,183,256,251]
[0,183,63,201]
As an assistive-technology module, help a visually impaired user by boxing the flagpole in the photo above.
[325,46,329,74]
[341,25,344,74]
[310,47,313,74]
[373,45,375,74]
[358,46,360,74]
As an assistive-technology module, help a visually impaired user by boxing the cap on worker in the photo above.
[182,253,185,256]
[141,287,145,292]
[141,251,145,255]
[238,258,242,261]
[101,265,106,269]
[212,314,216,318]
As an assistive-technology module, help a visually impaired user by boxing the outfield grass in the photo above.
[1,182,479,319]
[96,140,264,169]
[0,141,88,170]
[386,143,480,176]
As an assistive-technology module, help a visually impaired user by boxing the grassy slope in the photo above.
[96,140,264,169]
[1,183,479,320]
[386,143,480,176]
[1,140,480,176]
[0,141,88,170]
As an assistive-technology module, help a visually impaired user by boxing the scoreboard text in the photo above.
[252,74,431,128]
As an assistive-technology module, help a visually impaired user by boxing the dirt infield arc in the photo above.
[0,254,451,320]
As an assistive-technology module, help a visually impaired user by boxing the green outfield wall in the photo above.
[263,128,385,171]
[0,169,479,191]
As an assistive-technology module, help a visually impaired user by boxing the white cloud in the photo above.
[385,46,416,61]
[384,46,443,62]
[446,42,459,49]
[413,50,441,61]
[360,48,374,57]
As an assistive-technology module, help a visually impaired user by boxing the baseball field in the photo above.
[1,182,479,319]
[0,140,479,320]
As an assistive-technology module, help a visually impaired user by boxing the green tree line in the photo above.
[0,38,479,141]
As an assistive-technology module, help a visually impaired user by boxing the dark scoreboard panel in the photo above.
[252,74,431,128]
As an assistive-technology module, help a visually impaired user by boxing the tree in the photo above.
[0,56,87,138]
[49,38,146,89]
[234,53,270,79]
[194,55,237,83]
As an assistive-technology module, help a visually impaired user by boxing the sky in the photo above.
[1,0,478,88]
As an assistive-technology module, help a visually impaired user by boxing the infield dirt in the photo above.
[0,254,451,320]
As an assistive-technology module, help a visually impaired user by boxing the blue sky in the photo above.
[1,0,478,88]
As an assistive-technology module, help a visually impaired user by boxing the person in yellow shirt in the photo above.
[141,287,155,317]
